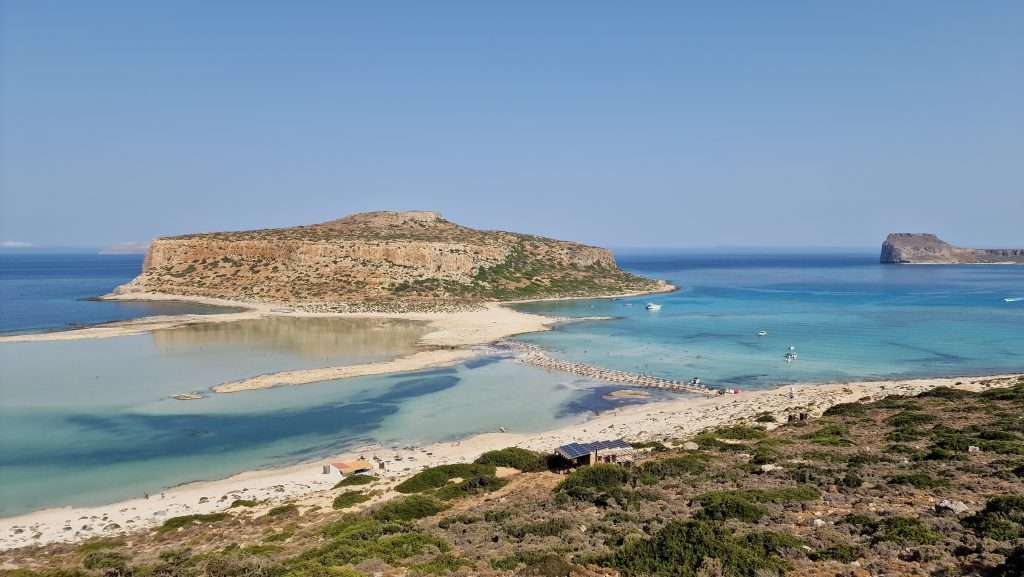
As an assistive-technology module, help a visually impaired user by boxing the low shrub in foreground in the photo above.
[333,491,371,510]
[157,512,228,533]
[556,463,630,505]
[608,520,788,577]
[333,474,378,489]
[474,447,548,472]
[395,463,496,493]
[371,494,448,522]
[962,495,1024,539]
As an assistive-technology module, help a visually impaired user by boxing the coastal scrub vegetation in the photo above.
[5,376,1024,577]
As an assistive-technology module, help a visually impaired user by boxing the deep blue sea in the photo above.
[0,254,240,334]
[0,251,1021,516]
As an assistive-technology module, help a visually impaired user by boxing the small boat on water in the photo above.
[645,303,662,311]
[757,330,768,336]
[1005,297,1022,303]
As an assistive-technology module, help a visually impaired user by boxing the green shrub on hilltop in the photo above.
[715,425,767,440]
[433,474,507,500]
[962,495,1024,540]
[847,515,939,545]
[556,463,630,505]
[288,515,449,571]
[395,463,496,493]
[695,491,767,522]
[333,491,371,510]
[334,475,378,489]
[917,386,972,400]
[372,494,448,522]
[265,504,298,518]
[158,512,228,533]
[474,447,548,472]
[809,543,863,563]
[636,454,708,482]
[81,550,129,571]
[801,424,853,447]
[823,402,867,417]
[887,473,949,489]
[886,411,937,428]
[695,487,818,522]
[607,520,789,577]
[229,498,259,508]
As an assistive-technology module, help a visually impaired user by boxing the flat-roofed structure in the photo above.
[556,439,634,466]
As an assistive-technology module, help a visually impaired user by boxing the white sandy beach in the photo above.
[2,372,1018,551]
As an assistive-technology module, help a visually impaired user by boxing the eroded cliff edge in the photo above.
[880,233,1024,264]
[115,211,668,311]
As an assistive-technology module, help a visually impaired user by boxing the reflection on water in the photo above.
[152,317,429,359]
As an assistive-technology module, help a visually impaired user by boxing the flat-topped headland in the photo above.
[881,233,1024,264]
[113,210,670,311]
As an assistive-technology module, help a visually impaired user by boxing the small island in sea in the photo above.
[881,233,1024,264]
[113,210,669,311]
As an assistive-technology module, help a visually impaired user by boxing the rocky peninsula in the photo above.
[881,233,1024,264]
[114,210,667,311]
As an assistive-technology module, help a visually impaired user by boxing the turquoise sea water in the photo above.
[515,252,1024,388]
[0,251,1022,516]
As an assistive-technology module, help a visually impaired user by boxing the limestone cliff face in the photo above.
[880,233,1024,264]
[118,211,661,310]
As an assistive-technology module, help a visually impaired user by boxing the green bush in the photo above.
[229,499,259,508]
[695,487,817,522]
[395,464,496,493]
[637,454,708,481]
[809,543,863,562]
[801,424,853,447]
[158,512,228,533]
[917,386,972,400]
[265,504,298,518]
[962,495,1024,540]
[858,516,940,545]
[81,550,128,571]
[333,491,371,510]
[334,475,378,489]
[742,531,803,555]
[839,472,864,489]
[372,494,448,522]
[886,473,948,489]
[823,402,866,417]
[506,518,571,539]
[412,553,472,575]
[715,425,767,440]
[290,515,449,570]
[474,447,548,472]
[433,474,508,500]
[556,463,630,505]
[695,491,767,522]
[755,412,777,423]
[885,412,937,428]
[607,520,789,577]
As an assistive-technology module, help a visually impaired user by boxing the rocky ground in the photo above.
[4,376,1023,577]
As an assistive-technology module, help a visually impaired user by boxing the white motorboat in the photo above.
[645,303,662,311]
[1005,297,1022,303]
[757,330,768,336]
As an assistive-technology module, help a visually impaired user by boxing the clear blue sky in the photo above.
[2,1,1022,249]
